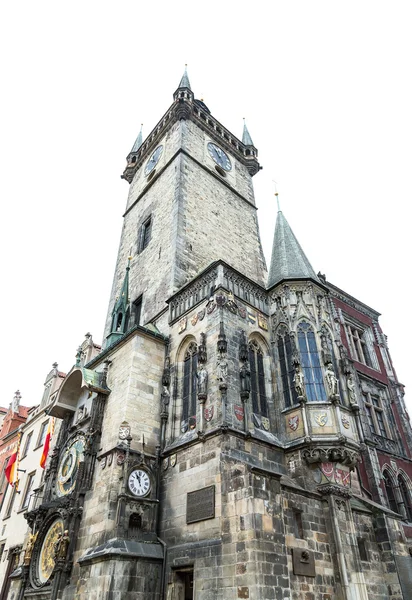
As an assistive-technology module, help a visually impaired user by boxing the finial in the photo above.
[272,180,280,212]
[52,362,58,369]
[178,65,191,90]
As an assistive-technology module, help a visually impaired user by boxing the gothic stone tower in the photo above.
[20,70,412,600]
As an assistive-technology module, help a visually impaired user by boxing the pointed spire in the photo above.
[178,65,191,90]
[106,258,132,346]
[130,124,143,153]
[242,119,254,146]
[114,257,131,315]
[268,209,319,288]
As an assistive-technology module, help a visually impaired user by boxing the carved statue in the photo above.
[197,366,208,395]
[293,365,305,398]
[339,343,352,375]
[53,533,62,561]
[217,355,228,385]
[240,362,251,394]
[346,373,357,404]
[56,530,70,561]
[325,363,338,396]
[24,532,38,566]
[161,385,170,406]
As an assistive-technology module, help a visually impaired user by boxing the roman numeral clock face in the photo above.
[207,142,232,171]
[128,469,151,497]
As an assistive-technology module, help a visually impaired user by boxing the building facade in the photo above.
[7,71,412,599]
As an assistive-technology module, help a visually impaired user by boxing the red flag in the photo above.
[40,420,53,469]
[5,449,18,486]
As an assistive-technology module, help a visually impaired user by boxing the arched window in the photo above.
[277,327,298,408]
[182,343,198,428]
[383,471,398,513]
[248,341,268,416]
[129,513,142,538]
[297,322,326,401]
[398,476,412,521]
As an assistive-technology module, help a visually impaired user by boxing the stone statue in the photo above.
[197,366,208,395]
[58,530,70,560]
[161,385,170,406]
[347,373,357,405]
[53,533,62,561]
[325,363,338,396]
[293,365,305,398]
[217,355,228,385]
[24,532,38,566]
[240,362,251,394]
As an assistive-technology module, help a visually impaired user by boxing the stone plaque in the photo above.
[186,485,215,524]
[395,555,412,597]
[292,547,315,577]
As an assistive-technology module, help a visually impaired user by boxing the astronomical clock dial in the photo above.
[207,142,232,171]
[37,518,64,584]
[144,145,163,176]
[56,435,85,497]
[128,468,151,497]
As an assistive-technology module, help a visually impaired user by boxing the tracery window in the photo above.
[277,327,297,408]
[182,343,198,427]
[248,341,268,416]
[383,471,398,513]
[297,322,326,401]
[398,476,412,522]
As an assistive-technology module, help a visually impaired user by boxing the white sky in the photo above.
[1,2,411,414]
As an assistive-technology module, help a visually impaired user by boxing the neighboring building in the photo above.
[0,366,65,600]
[10,70,412,600]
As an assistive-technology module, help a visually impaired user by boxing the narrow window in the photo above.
[37,421,49,447]
[383,472,398,513]
[297,322,326,401]
[249,341,268,416]
[139,216,152,252]
[357,538,368,561]
[21,432,33,459]
[20,472,35,510]
[293,510,304,539]
[129,513,142,538]
[278,330,298,407]
[182,343,198,428]
[133,296,142,326]
[398,476,412,521]
[5,486,17,518]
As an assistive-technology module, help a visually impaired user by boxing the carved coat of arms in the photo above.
[204,406,214,422]
[314,411,328,427]
[261,416,270,431]
[191,313,199,326]
[258,314,268,331]
[234,405,244,421]
[288,415,299,431]
[198,308,206,321]
[341,414,350,429]
[178,318,187,333]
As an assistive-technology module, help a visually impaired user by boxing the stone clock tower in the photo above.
[20,70,412,600]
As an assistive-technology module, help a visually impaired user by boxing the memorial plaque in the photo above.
[186,485,215,524]
[292,548,316,577]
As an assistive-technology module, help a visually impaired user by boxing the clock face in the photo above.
[37,518,64,584]
[128,469,151,497]
[144,145,163,176]
[56,436,85,497]
[207,142,232,171]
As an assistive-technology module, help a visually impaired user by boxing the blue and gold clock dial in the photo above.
[144,145,163,176]
[207,142,232,171]
[56,436,85,497]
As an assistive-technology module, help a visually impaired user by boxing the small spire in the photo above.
[12,390,21,413]
[267,210,319,288]
[130,124,143,153]
[178,64,191,90]
[242,119,254,146]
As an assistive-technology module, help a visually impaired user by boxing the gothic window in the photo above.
[129,513,142,538]
[182,343,198,426]
[362,392,388,438]
[277,328,297,407]
[248,341,268,416]
[398,476,412,522]
[383,471,398,513]
[297,322,326,402]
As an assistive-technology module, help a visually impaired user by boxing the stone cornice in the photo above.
[326,281,380,320]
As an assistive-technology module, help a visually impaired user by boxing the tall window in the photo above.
[133,296,142,326]
[345,320,379,369]
[182,343,198,426]
[277,328,297,408]
[297,322,326,401]
[20,472,35,511]
[383,472,398,513]
[139,216,152,253]
[0,458,10,512]
[4,486,17,518]
[362,392,388,438]
[37,421,49,448]
[398,476,412,522]
[21,432,33,459]
[249,341,268,416]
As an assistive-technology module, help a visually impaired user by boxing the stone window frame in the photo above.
[397,471,412,522]
[173,335,199,440]
[137,214,153,254]
[296,320,327,402]
[362,390,390,439]
[343,316,379,370]
[276,324,298,409]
